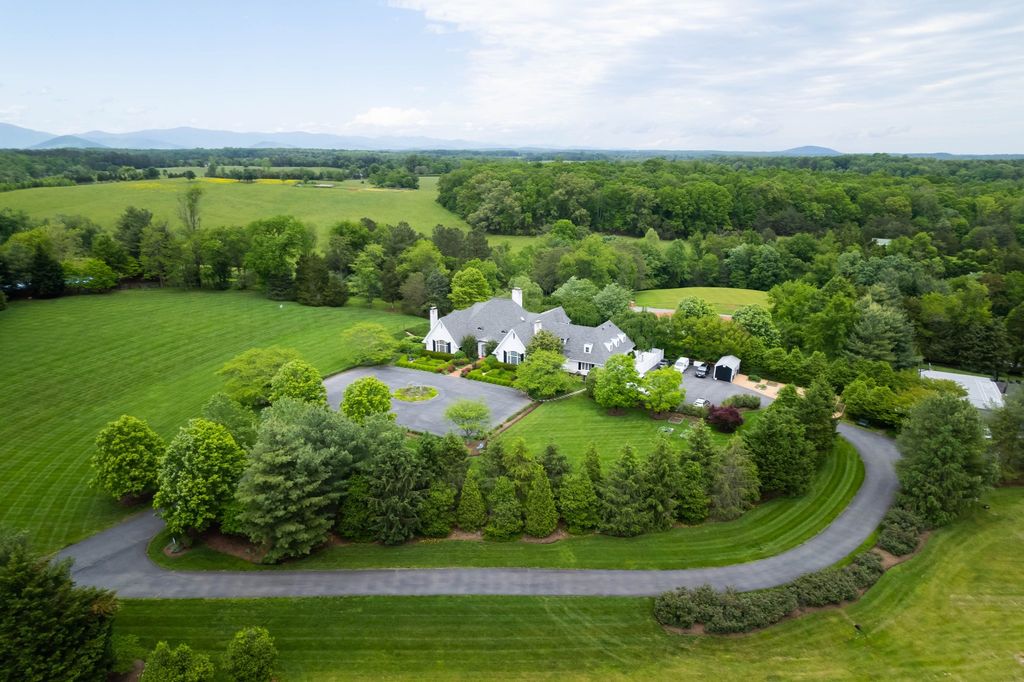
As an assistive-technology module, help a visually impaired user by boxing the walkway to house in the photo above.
[57,424,898,598]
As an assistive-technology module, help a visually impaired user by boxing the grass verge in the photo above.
[116,488,1024,680]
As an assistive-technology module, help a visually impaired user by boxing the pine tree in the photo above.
[559,469,600,534]
[524,470,558,537]
[643,439,681,531]
[600,445,649,537]
[797,377,838,463]
[583,442,603,488]
[683,420,717,488]
[501,437,541,499]
[484,476,523,541]
[418,481,456,538]
[709,439,760,521]
[457,472,487,531]
[676,460,710,524]
[742,405,815,496]
[541,443,571,501]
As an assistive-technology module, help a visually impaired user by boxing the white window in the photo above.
[577,361,594,371]
[506,351,522,365]
[583,344,592,354]
[433,340,451,354]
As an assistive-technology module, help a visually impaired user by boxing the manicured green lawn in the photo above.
[0,290,423,552]
[633,286,770,313]
[499,394,761,465]
[116,488,1024,680]
[0,176,467,241]
[149,436,859,571]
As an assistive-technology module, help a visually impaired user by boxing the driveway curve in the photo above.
[57,424,898,598]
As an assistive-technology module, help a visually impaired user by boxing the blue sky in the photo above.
[1,0,1022,152]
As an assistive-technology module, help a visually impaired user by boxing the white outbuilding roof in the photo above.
[716,355,741,371]
[920,370,1004,410]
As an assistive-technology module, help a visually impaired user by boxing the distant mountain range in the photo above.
[1,122,1021,158]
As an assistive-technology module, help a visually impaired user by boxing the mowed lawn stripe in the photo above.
[0,289,423,552]
[150,436,862,570]
[115,489,1024,679]
[633,286,770,313]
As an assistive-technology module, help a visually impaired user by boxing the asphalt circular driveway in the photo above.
[58,422,899,597]
[324,365,533,436]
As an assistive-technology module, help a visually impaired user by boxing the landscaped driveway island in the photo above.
[323,366,533,435]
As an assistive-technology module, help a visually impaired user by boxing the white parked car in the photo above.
[692,398,710,408]
[673,357,690,373]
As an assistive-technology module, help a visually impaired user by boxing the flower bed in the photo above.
[393,386,439,402]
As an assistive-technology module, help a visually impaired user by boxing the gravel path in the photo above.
[57,424,898,598]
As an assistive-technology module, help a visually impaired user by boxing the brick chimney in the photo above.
[511,287,523,307]
[429,306,438,327]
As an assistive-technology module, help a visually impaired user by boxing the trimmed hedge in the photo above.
[466,369,515,387]
[677,403,710,419]
[654,551,886,634]
[722,393,762,410]
[396,359,455,374]
[878,507,924,556]
[422,350,456,360]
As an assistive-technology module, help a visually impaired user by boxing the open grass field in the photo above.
[116,488,1024,680]
[149,436,860,571]
[0,290,423,552]
[634,286,770,314]
[499,394,762,465]
[0,176,469,241]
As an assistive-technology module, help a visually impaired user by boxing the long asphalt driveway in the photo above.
[57,424,899,598]
[323,365,532,435]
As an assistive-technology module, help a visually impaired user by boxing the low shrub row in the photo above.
[466,369,515,387]
[482,355,519,371]
[422,349,456,360]
[395,359,455,374]
[877,507,924,556]
[654,552,885,634]
[677,403,710,419]
[722,393,762,409]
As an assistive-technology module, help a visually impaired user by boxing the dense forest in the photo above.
[2,154,1023,428]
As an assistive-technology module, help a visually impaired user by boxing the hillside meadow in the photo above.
[634,286,770,314]
[0,176,469,243]
[0,290,424,552]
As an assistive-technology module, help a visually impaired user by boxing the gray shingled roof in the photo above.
[437,297,634,365]
[438,297,531,343]
[512,309,634,365]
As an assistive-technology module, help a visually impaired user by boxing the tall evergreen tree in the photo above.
[0,530,118,682]
[709,439,760,520]
[28,244,64,298]
[676,460,710,524]
[484,476,523,541]
[417,481,457,538]
[457,472,487,532]
[643,439,681,531]
[583,443,604,488]
[541,443,571,501]
[797,377,838,462]
[559,468,600,534]
[682,420,717,488]
[601,446,649,537]
[742,406,815,496]
[364,445,428,545]
[524,471,558,537]
[897,394,995,526]
[501,438,542,500]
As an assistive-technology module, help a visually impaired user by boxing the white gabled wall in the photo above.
[492,330,526,363]
[423,321,457,352]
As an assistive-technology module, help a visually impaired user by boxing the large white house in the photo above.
[424,287,664,375]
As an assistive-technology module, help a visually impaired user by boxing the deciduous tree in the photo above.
[341,376,393,424]
[340,323,398,366]
[448,266,493,309]
[269,359,326,406]
[218,346,303,409]
[642,367,683,415]
[225,626,277,682]
[593,354,641,412]
[444,399,490,438]
[91,415,164,501]
[514,349,576,398]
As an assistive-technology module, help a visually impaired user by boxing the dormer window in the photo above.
[584,344,592,354]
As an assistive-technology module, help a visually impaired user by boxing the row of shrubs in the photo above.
[395,358,457,374]
[654,552,885,634]
[877,507,925,556]
[722,393,762,410]
[466,369,515,387]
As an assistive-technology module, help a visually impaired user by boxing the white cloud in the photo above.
[390,0,1024,151]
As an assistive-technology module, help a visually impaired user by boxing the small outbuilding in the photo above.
[714,355,741,382]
